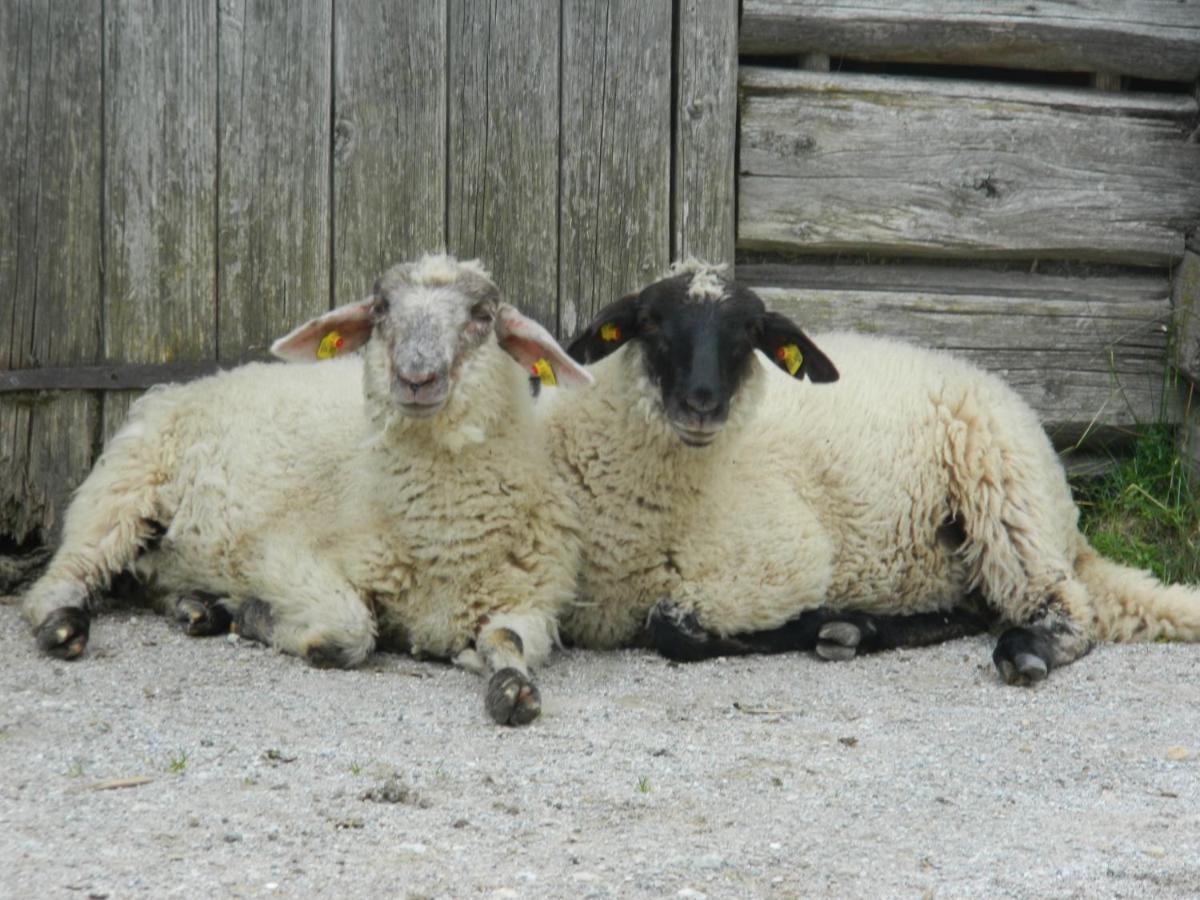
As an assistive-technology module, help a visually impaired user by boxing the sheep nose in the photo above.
[683,390,719,415]
[398,372,438,392]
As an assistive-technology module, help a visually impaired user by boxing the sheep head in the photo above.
[567,262,837,447]
[271,255,592,419]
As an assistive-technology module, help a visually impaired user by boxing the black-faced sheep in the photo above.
[21,255,593,724]
[546,263,1200,684]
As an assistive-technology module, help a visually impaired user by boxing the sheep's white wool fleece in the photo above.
[38,345,578,664]
[544,332,1087,648]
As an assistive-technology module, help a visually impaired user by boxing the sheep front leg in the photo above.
[467,612,554,726]
[648,598,991,662]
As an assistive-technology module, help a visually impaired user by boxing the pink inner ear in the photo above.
[496,307,594,388]
[270,299,375,362]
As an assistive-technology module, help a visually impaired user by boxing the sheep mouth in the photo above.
[396,399,447,418]
[671,423,722,447]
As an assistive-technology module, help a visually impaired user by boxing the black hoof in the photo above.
[174,592,233,637]
[815,620,864,662]
[993,627,1053,686]
[647,598,718,662]
[486,668,541,726]
[34,607,90,660]
[305,641,359,670]
[231,598,273,645]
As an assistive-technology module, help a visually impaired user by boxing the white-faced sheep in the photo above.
[545,263,1200,683]
[21,255,593,724]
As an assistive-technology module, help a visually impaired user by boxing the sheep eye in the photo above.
[371,297,390,318]
[470,304,494,324]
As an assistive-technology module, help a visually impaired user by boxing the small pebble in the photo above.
[224,832,242,843]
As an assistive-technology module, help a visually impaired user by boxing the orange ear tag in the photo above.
[317,331,346,360]
[531,358,557,386]
[776,343,803,376]
[600,323,622,342]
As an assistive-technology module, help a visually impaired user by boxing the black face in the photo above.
[568,272,839,447]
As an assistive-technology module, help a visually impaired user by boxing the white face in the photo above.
[270,254,594,420]
[368,261,501,417]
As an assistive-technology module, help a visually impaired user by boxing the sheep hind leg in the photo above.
[172,591,234,637]
[21,429,165,659]
[990,583,1093,685]
[942,401,1095,684]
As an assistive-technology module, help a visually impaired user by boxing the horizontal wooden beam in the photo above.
[740,261,1180,445]
[0,361,243,393]
[740,0,1200,83]
[738,68,1200,266]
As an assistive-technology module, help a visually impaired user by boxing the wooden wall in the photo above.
[0,0,738,544]
[3,0,1199,547]
[737,0,1200,451]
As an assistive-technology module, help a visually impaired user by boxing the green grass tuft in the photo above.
[1072,425,1200,585]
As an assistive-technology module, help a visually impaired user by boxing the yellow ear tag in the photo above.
[316,330,346,360]
[600,322,622,342]
[776,343,803,376]
[532,358,557,386]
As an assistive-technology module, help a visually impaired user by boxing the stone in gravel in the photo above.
[360,775,429,807]
[224,832,242,843]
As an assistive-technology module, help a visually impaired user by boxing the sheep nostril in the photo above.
[685,392,718,415]
[399,372,438,392]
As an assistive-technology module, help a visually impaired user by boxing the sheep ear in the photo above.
[496,305,595,389]
[270,298,375,363]
[566,293,640,364]
[757,311,839,383]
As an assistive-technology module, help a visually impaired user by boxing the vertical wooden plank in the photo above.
[218,0,332,359]
[1173,251,1200,481]
[674,0,738,266]
[334,2,446,303]
[0,2,103,543]
[559,0,672,336]
[104,0,217,438]
[447,0,559,328]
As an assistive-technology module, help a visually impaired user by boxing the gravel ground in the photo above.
[1,600,1198,899]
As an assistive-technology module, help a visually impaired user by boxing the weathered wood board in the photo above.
[334,1,446,303]
[218,0,332,359]
[559,0,672,336]
[739,69,1200,266]
[1173,251,1200,479]
[447,0,560,328]
[674,0,738,267]
[741,0,1200,83]
[104,1,218,441]
[0,3,103,542]
[741,263,1178,444]
[1173,251,1200,384]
